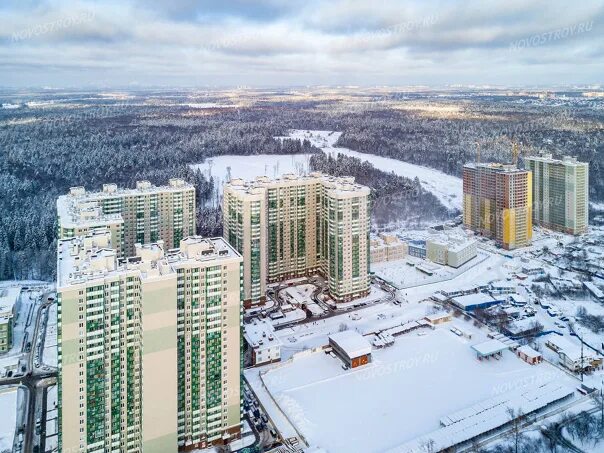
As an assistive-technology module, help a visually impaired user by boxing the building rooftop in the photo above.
[225,172,370,198]
[165,236,241,264]
[0,287,20,321]
[58,234,241,289]
[451,293,499,309]
[471,339,508,357]
[517,345,542,359]
[525,154,588,167]
[57,179,194,228]
[464,162,529,174]
[244,319,282,350]
[329,330,372,358]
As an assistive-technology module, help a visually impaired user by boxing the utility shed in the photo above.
[471,339,508,360]
[328,330,372,369]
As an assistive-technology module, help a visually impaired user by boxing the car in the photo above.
[261,414,268,423]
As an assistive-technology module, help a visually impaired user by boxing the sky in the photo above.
[0,0,603,88]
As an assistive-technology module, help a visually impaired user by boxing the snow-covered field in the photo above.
[189,129,462,211]
[261,325,575,453]
[0,386,18,451]
[284,129,463,211]
[190,153,313,201]
[372,251,489,289]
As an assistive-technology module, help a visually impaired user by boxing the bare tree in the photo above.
[506,407,525,453]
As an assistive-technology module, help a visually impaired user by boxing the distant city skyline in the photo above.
[1,0,603,88]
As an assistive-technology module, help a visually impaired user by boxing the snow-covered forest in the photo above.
[1,88,602,281]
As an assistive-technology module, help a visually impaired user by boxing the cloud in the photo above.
[0,0,603,87]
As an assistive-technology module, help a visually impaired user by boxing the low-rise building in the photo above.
[451,293,505,311]
[328,330,372,369]
[424,312,452,326]
[0,287,19,353]
[426,235,477,268]
[546,336,603,373]
[516,345,542,365]
[244,319,282,366]
[370,234,408,263]
[408,240,426,259]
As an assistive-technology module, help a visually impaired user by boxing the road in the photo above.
[1,288,57,453]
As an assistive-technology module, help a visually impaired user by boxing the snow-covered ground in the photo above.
[0,386,18,451]
[259,323,576,453]
[283,129,463,211]
[190,153,313,202]
[372,250,489,289]
[189,129,462,211]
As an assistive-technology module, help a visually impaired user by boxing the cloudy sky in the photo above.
[1,0,603,88]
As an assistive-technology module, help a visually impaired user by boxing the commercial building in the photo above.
[545,336,603,373]
[328,330,372,369]
[57,230,243,452]
[0,287,19,353]
[425,235,477,268]
[370,234,408,264]
[525,154,588,235]
[451,293,505,311]
[244,319,282,366]
[57,179,196,258]
[224,173,371,306]
[463,163,532,249]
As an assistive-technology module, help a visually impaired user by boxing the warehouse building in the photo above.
[451,293,505,311]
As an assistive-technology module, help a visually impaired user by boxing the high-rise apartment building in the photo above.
[57,230,243,452]
[57,179,196,257]
[525,154,589,235]
[57,230,179,453]
[463,163,532,249]
[223,172,370,306]
[167,236,243,450]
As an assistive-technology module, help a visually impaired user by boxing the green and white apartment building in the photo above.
[57,231,244,452]
[223,172,371,307]
[525,154,589,235]
[57,179,196,258]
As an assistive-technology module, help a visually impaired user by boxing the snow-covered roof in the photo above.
[0,287,19,319]
[451,293,499,309]
[546,335,593,362]
[517,345,541,359]
[471,339,508,357]
[390,380,574,453]
[329,330,372,358]
[244,319,282,350]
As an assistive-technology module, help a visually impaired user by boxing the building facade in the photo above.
[370,234,408,264]
[525,154,589,235]
[57,231,243,453]
[57,179,196,257]
[463,163,532,249]
[57,231,179,453]
[0,287,18,353]
[425,235,477,268]
[223,173,370,306]
[166,237,243,450]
